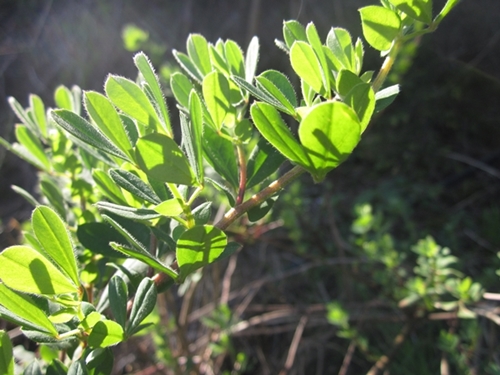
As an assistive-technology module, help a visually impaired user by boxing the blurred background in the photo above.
[1,0,500,373]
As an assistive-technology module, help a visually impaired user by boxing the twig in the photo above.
[279,315,309,375]
[446,152,500,179]
[338,340,356,375]
[221,254,238,305]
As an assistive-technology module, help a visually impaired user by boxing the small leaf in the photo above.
[256,70,297,116]
[8,97,38,135]
[92,169,127,205]
[245,36,260,83]
[202,71,233,130]
[306,22,331,95]
[105,75,162,134]
[247,196,278,222]
[32,206,80,286]
[172,50,203,82]
[109,169,161,205]
[88,320,124,348]
[54,85,73,110]
[283,20,308,49]
[435,0,460,24]
[192,202,212,225]
[96,202,161,221]
[0,138,46,171]
[224,39,245,78]
[359,6,401,51]
[29,94,47,138]
[187,34,212,77]
[187,91,204,181]
[345,83,376,132]
[0,330,14,375]
[77,222,126,258]
[290,41,324,94]
[246,137,285,189]
[46,359,67,375]
[0,246,78,295]
[51,109,128,160]
[15,125,50,171]
[127,278,157,336]
[23,361,43,375]
[11,185,40,208]
[209,42,230,75]
[250,102,310,167]
[202,126,239,189]
[134,52,172,137]
[176,225,228,280]
[108,275,128,329]
[135,133,197,186]
[84,91,133,158]
[299,102,361,181]
[39,177,66,219]
[336,69,364,98]
[48,308,77,324]
[153,199,184,217]
[375,84,400,112]
[354,38,364,75]
[326,28,353,71]
[170,72,194,109]
[231,76,289,113]
[389,0,432,23]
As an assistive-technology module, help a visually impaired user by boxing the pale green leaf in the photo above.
[326,28,353,71]
[108,275,128,329]
[187,34,212,77]
[283,20,308,49]
[245,36,260,83]
[389,0,432,23]
[88,320,124,348]
[306,22,331,95]
[153,199,184,217]
[345,83,376,132]
[170,72,194,109]
[290,41,324,94]
[172,50,203,82]
[54,85,73,110]
[15,125,50,171]
[359,6,402,51]
[202,71,233,130]
[29,94,47,138]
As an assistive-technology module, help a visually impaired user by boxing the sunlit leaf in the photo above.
[88,320,124,348]
[0,330,14,375]
[290,41,324,94]
[359,6,401,51]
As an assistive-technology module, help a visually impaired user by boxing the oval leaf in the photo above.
[127,278,157,336]
[359,6,401,51]
[202,71,233,130]
[88,320,124,348]
[290,41,324,94]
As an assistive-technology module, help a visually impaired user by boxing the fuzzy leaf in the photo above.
[326,28,354,71]
[153,199,184,217]
[92,169,127,205]
[359,6,401,51]
[29,94,47,138]
[54,85,74,110]
[202,71,233,130]
[127,278,157,336]
[246,137,285,189]
[170,72,194,109]
[96,202,161,221]
[283,20,308,49]
[15,125,50,171]
[231,76,289,113]
[245,36,260,83]
[172,50,203,82]
[109,169,161,205]
[187,91,204,181]
[187,34,212,77]
[224,39,245,78]
[306,22,331,95]
[108,275,128,329]
[290,41,324,94]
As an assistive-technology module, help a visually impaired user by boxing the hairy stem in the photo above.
[372,40,402,93]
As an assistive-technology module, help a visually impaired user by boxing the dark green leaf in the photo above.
[46,359,68,375]
[23,361,42,375]
[51,109,128,160]
[109,275,128,329]
[176,225,228,280]
[246,137,285,189]
[375,84,400,112]
[77,222,127,258]
[135,133,197,186]
[0,330,14,375]
[204,177,236,207]
[127,278,157,336]
[110,169,161,205]
[231,76,288,113]
[192,202,212,225]
[92,170,127,205]
[247,196,278,222]
[97,202,160,221]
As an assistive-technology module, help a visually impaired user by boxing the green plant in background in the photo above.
[0,0,478,373]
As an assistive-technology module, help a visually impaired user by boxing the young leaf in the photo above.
[54,85,74,111]
[336,69,364,98]
[127,278,157,336]
[108,275,128,329]
[375,84,400,112]
[290,41,324,94]
[84,91,133,158]
[192,202,212,225]
[11,185,40,208]
[8,97,38,135]
[246,137,285,189]
[283,20,308,49]
[202,71,233,130]
[0,138,47,171]
[176,225,228,280]
[354,38,364,75]
[109,169,161,205]
[32,206,80,286]
[134,52,173,137]
[250,102,310,167]
[231,76,289,113]
[256,70,297,116]
[224,39,245,78]
[187,91,204,181]
[135,133,197,186]
[306,22,331,95]
[326,28,353,71]
[201,126,239,189]
[345,83,376,132]
[29,94,47,138]
[187,34,213,77]
[172,50,204,82]
[0,330,14,375]
[0,246,78,295]
[170,72,194,109]
[88,320,124,348]
[359,6,402,51]
[15,125,50,171]
[96,202,161,221]
[92,169,127,205]
[51,109,128,160]
[39,178,66,219]
[104,75,162,134]
[153,199,184,217]
[389,0,432,24]
[245,36,259,83]
[209,43,230,75]
[298,101,361,181]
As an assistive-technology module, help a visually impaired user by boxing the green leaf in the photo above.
[209,42,230,75]
[32,206,80,286]
[108,275,128,329]
[354,38,364,75]
[84,91,133,159]
[283,20,308,49]
[187,91,204,181]
[29,94,47,138]
[54,85,74,110]
[176,225,228,280]
[0,246,77,295]
[46,359,67,375]
[0,330,14,375]
[192,202,212,225]
[172,50,203,82]
[375,84,400,112]
[104,75,162,134]
[86,348,114,375]
[247,196,278,222]
[204,177,236,207]
[224,39,245,78]
[231,76,289,113]
[246,137,285,189]
[326,28,354,71]
[359,6,402,51]
[201,126,239,189]
[250,102,310,167]
[202,71,233,130]
[109,169,161,205]
[256,70,297,116]
[15,125,50,171]
[298,102,361,181]
[96,202,161,221]
[135,133,197,186]
[0,284,57,336]
[245,36,260,83]
[88,320,124,348]
[153,199,184,217]
[77,223,126,258]
[345,83,376,132]
[336,69,364,98]
[290,41,324,94]
[435,0,460,23]
[170,72,194,109]
[11,185,40,208]
[23,361,43,375]
[187,34,212,77]
[306,22,331,95]
[0,138,46,171]
[8,96,38,135]
[39,177,66,219]
[127,278,157,336]
[92,169,127,205]
[134,52,172,137]
[51,109,128,160]
[389,0,432,23]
